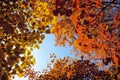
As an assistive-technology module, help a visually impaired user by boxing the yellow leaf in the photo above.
[106,25,109,30]
[20,63,26,69]
[67,71,71,79]
[17,73,23,78]
[41,34,45,40]
[33,58,36,64]
[117,73,120,79]
[0,29,3,37]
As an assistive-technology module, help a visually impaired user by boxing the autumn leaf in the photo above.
[112,54,119,65]
[17,73,23,78]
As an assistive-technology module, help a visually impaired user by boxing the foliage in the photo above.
[24,54,120,80]
[1,0,120,79]
[0,0,56,79]
[49,0,120,65]
[51,18,76,46]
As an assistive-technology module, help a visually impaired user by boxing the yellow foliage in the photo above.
[17,73,23,78]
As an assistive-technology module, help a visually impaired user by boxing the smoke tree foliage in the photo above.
[0,0,120,80]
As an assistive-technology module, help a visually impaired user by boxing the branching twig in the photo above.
[101,0,116,12]
[102,1,120,4]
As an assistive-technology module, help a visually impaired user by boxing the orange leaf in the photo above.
[112,54,119,65]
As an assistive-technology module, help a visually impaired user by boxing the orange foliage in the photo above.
[112,54,119,65]
[49,0,120,65]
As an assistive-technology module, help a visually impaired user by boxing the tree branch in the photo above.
[101,0,116,12]
[102,1,120,4]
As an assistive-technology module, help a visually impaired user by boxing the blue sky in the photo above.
[13,33,110,80]
[14,34,75,80]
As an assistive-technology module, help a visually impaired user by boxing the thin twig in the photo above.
[102,1,120,4]
[101,0,116,12]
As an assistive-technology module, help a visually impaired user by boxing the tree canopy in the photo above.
[0,0,120,80]
[0,0,56,79]
[50,0,120,63]
[24,54,120,80]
